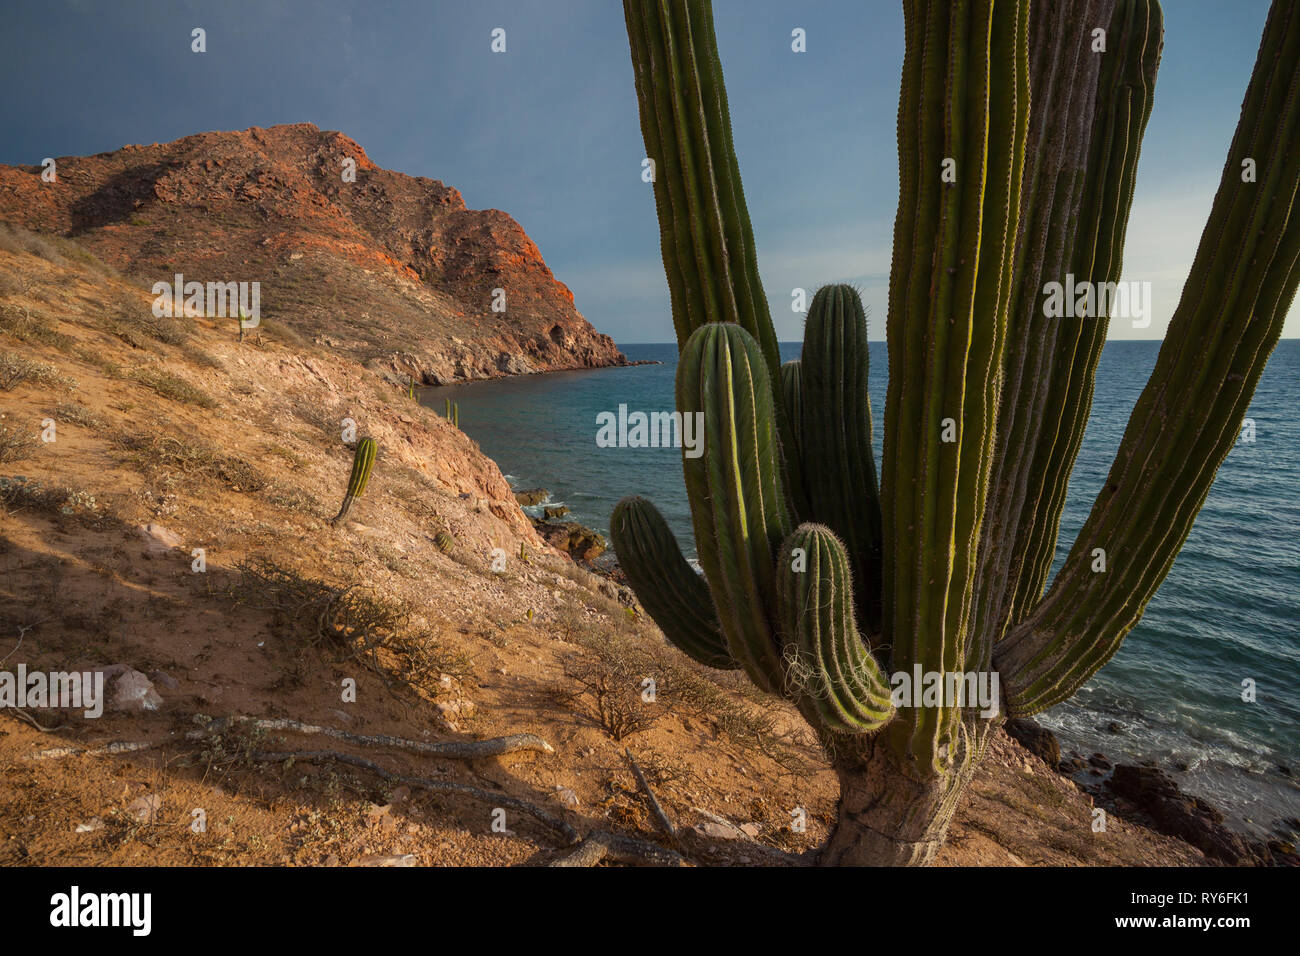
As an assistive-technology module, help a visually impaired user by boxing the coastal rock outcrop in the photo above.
[1108,764,1269,865]
[0,123,626,382]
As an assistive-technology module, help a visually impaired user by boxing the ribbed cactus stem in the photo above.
[998,0,1300,714]
[775,524,894,734]
[799,285,884,639]
[882,0,1030,772]
[677,323,791,692]
[610,495,733,670]
[331,437,377,526]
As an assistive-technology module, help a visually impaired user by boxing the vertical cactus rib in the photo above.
[678,323,792,692]
[799,285,885,639]
[610,495,736,670]
[779,359,804,461]
[1007,0,1162,625]
[624,0,805,513]
[970,0,1132,668]
[998,0,1300,714]
[776,525,895,734]
[881,0,1029,772]
[622,0,778,373]
[330,437,377,526]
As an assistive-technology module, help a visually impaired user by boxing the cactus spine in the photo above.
[330,437,376,526]
[614,0,1300,865]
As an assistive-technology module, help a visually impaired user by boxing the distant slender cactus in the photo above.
[613,0,1299,865]
[330,437,377,526]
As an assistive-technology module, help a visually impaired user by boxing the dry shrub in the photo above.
[0,351,76,391]
[132,367,215,408]
[118,431,266,492]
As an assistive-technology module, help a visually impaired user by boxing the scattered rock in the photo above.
[136,523,183,554]
[696,820,746,840]
[1106,721,1123,734]
[1108,764,1267,865]
[75,818,104,833]
[552,786,580,807]
[543,504,569,519]
[533,518,606,563]
[1088,752,1112,770]
[1003,717,1060,767]
[148,669,180,691]
[355,854,417,867]
[107,668,163,712]
[514,488,549,506]
[1058,756,1087,774]
[126,794,162,823]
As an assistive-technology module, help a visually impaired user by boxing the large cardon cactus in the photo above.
[611,0,1300,865]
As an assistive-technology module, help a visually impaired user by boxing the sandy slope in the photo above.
[0,234,1207,866]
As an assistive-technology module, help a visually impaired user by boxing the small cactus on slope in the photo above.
[330,437,376,526]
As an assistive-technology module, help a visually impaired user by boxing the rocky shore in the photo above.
[1004,718,1297,867]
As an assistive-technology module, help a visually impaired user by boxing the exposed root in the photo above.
[190,715,554,758]
[25,740,163,760]
[625,747,678,843]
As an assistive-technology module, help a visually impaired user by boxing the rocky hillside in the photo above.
[0,123,625,383]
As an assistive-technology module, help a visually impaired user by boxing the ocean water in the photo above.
[427,340,1300,837]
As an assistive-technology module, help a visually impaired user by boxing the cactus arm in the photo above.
[678,323,791,692]
[622,0,807,517]
[971,0,1159,666]
[775,525,894,734]
[881,0,1029,771]
[779,359,804,459]
[331,437,377,526]
[622,0,778,372]
[799,285,884,639]
[1003,0,1162,627]
[998,0,1300,714]
[609,495,736,670]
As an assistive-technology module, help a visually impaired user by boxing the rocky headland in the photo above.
[0,122,626,385]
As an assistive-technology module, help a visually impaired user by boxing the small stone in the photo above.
[127,794,162,823]
[75,818,104,833]
[136,523,184,553]
[552,787,580,807]
[148,669,180,691]
[355,854,416,867]
[108,669,163,712]
[696,820,745,840]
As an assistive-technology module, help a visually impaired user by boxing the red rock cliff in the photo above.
[0,122,626,382]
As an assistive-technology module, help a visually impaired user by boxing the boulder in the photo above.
[1109,764,1267,865]
[1003,717,1060,767]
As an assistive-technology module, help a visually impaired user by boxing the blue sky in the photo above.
[1,0,1292,342]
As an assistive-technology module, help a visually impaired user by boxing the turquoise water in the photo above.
[428,340,1300,836]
